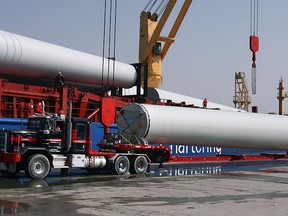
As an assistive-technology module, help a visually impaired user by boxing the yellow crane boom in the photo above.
[139,0,193,88]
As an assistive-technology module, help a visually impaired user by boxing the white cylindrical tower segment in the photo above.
[0,30,137,88]
[118,103,288,150]
[146,88,243,112]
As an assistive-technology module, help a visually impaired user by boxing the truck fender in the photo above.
[21,148,53,168]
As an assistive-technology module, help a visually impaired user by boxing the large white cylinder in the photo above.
[146,88,243,112]
[118,103,288,150]
[120,87,242,112]
[0,30,137,88]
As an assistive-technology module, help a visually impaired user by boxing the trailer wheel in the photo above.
[25,154,50,179]
[114,156,130,175]
[130,156,148,174]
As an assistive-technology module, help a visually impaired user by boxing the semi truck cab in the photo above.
[0,114,94,179]
[0,113,162,179]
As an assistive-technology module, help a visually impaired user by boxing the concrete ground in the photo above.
[0,161,288,215]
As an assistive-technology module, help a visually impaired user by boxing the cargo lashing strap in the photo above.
[120,111,143,144]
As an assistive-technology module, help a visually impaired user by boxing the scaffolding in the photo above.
[233,72,251,112]
[277,78,288,115]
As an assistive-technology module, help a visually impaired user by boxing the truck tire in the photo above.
[114,156,130,175]
[25,154,50,179]
[130,156,148,174]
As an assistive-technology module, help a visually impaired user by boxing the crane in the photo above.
[250,0,259,95]
[139,0,193,88]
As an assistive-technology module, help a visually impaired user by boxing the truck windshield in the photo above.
[28,118,52,130]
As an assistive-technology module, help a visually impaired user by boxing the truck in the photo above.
[0,103,171,179]
[1,2,288,180]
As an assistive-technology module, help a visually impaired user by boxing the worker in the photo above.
[58,109,65,120]
[55,71,65,87]
[202,98,208,109]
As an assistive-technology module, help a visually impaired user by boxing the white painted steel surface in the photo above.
[121,87,243,112]
[118,103,288,150]
[0,30,136,88]
[147,88,243,112]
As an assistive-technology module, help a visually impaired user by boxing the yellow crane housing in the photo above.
[139,0,192,88]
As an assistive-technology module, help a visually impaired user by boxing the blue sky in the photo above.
[0,0,287,114]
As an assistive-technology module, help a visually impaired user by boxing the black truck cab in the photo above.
[27,115,90,153]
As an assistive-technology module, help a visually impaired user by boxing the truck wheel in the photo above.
[114,156,130,175]
[130,156,148,174]
[25,154,50,179]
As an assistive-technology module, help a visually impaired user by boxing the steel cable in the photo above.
[112,0,118,89]
[250,0,258,95]
[155,0,166,14]
[101,0,107,87]
[158,0,169,17]
[147,0,157,12]
[143,0,154,11]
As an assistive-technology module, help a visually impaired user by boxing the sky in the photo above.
[0,0,287,114]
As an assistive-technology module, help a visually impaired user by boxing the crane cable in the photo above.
[158,0,169,17]
[250,0,259,95]
[101,0,118,89]
[107,0,113,87]
[144,0,168,16]
[101,0,107,88]
[155,0,167,14]
[112,0,118,89]
[143,0,154,11]
[147,0,157,12]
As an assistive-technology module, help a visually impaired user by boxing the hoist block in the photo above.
[250,35,259,53]
[101,98,115,127]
